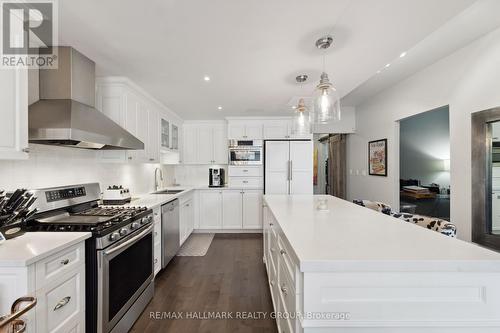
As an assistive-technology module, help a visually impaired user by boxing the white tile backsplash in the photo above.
[173,165,227,187]
[0,144,174,194]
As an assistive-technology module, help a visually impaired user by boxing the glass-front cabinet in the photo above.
[161,118,170,150]
[171,124,179,150]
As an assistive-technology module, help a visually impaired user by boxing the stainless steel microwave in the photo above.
[228,140,263,165]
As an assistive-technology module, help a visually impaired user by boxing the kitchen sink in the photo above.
[153,189,185,194]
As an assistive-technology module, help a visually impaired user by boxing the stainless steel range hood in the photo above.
[29,47,144,150]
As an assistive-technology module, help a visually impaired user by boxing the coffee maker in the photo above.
[209,168,225,187]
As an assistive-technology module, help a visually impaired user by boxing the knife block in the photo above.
[0,221,25,240]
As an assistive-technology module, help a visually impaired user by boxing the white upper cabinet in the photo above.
[160,118,170,150]
[182,124,198,164]
[263,120,290,139]
[147,107,160,163]
[197,124,213,164]
[227,120,263,139]
[96,77,181,164]
[0,68,29,160]
[212,124,228,164]
[263,118,312,139]
[182,122,227,165]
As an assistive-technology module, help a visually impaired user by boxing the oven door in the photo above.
[97,225,153,333]
[229,148,262,165]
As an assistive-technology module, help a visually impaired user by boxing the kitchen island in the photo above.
[263,195,500,333]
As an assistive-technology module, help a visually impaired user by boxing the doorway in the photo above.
[399,106,450,220]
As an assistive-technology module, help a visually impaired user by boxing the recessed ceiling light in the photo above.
[204,76,210,81]
[292,105,297,109]
[385,63,391,68]
[217,106,223,110]
[376,70,381,74]
[399,51,407,58]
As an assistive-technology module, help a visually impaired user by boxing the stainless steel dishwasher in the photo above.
[162,199,180,268]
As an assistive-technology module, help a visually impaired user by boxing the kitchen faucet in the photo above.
[154,167,163,191]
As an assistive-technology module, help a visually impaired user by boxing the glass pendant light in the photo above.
[312,36,341,124]
[292,75,311,136]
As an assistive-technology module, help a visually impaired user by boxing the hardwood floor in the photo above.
[130,233,277,333]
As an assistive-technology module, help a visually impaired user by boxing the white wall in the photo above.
[347,26,500,241]
[400,106,450,188]
[0,144,175,194]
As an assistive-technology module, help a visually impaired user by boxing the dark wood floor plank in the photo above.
[130,233,277,333]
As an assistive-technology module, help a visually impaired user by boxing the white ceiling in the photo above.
[342,0,500,106]
[58,0,476,119]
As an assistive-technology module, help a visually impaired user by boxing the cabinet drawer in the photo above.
[278,256,296,310]
[228,177,262,189]
[228,166,262,177]
[270,231,279,276]
[36,265,84,333]
[35,243,84,288]
[278,235,297,286]
[154,220,161,246]
[154,242,161,276]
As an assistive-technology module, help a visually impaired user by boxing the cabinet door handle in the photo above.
[270,280,275,287]
[154,231,158,236]
[60,259,70,265]
[243,181,248,184]
[289,161,293,180]
[154,258,158,264]
[269,222,273,227]
[53,296,71,311]
[280,249,286,255]
[243,169,248,172]
[149,158,154,161]
[22,147,30,153]
[128,156,132,160]
[280,285,288,296]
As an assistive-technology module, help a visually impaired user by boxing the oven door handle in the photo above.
[104,225,153,256]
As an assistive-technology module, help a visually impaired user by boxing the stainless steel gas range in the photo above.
[26,183,154,333]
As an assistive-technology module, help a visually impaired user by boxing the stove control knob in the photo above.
[119,228,128,236]
[147,215,153,223]
[109,232,119,241]
[130,222,140,230]
[141,217,148,224]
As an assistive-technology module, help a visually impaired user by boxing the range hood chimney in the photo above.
[28,46,144,150]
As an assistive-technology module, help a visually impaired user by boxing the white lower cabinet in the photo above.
[198,190,223,229]
[222,191,243,229]
[0,241,86,333]
[180,192,195,245]
[242,190,262,229]
[152,206,162,276]
[263,206,300,333]
[199,189,262,230]
[35,265,85,333]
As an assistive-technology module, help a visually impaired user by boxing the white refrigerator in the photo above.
[264,140,313,194]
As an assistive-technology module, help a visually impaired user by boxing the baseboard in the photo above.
[193,229,263,233]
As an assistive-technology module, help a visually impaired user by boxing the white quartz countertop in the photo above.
[121,185,260,209]
[263,195,500,272]
[0,232,91,267]
[118,187,196,209]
